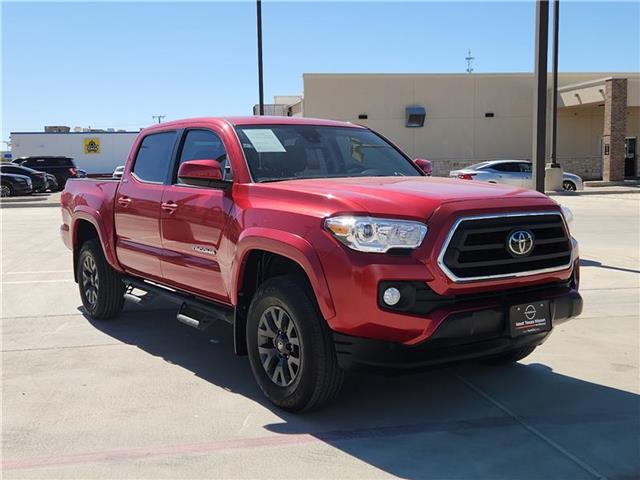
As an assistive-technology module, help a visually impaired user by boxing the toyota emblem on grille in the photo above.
[507,230,534,256]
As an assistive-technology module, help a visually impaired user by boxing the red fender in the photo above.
[232,227,336,320]
[71,207,123,273]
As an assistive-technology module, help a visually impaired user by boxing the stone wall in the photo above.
[432,157,602,180]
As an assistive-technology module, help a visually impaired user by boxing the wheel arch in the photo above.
[71,212,122,281]
[231,228,336,355]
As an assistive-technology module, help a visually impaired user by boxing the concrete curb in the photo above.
[548,188,639,196]
[0,202,60,209]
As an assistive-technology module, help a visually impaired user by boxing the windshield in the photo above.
[235,125,421,182]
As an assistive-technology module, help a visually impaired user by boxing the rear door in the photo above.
[159,128,233,302]
[114,131,177,280]
[517,162,533,188]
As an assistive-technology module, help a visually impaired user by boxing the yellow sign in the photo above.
[84,138,101,154]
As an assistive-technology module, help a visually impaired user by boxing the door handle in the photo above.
[118,196,132,207]
[161,201,178,213]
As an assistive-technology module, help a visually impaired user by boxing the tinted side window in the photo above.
[177,130,230,182]
[518,162,532,173]
[133,132,177,183]
[493,162,520,172]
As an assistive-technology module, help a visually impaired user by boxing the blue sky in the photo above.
[2,1,639,143]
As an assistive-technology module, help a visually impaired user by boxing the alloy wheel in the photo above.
[257,305,302,387]
[1,185,10,198]
[563,181,576,191]
[82,255,99,307]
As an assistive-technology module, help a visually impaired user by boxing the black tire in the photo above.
[246,275,344,412]
[77,239,125,320]
[563,181,576,191]
[1,183,13,198]
[487,345,537,364]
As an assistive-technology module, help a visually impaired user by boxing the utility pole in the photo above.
[532,0,549,193]
[152,115,166,124]
[465,49,475,74]
[550,0,560,167]
[256,0,265,115]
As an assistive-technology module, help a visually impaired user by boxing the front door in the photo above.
[625,137,637,178]
[491,162,527,187]
[114,131,177,280]
[160,128,233,302]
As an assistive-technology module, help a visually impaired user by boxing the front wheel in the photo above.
[77,239,125,320]
[246,275,344,412]
[563,181,577,191]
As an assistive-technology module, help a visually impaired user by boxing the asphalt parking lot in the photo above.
[2,192,639,479]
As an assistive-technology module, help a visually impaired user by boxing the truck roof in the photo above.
[142,116,364,132]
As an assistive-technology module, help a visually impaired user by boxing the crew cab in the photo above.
[61,117,582,411]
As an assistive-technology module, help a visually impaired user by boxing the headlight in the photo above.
[325,215,427,253]
[560,205,574,230]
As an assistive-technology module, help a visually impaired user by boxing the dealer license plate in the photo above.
[509,301,551,337]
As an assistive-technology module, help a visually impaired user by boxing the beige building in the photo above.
[279,73,639,179]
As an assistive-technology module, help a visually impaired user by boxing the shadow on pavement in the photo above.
[580,258,640,275]
[88,306,640,479]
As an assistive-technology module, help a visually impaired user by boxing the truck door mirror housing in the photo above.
[177,159,229,188]
[414,158,432,176]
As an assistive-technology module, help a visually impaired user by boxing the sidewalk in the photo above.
[548,185,640,196]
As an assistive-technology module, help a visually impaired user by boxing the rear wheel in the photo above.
[246,275,344,412]
[563,181,577,191]
[488,345,537,364]
[1,183,12,197]
[77,239,125,320]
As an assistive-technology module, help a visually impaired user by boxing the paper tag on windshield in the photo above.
[244,129,286,153]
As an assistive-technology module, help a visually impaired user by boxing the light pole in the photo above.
[550,0,560,167]
[532,0,549,193]
[256,0,265,115]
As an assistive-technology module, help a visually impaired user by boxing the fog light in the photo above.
[383,287,401,306]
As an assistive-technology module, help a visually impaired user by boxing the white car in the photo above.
[112,165,125,179]
[450,160,584,191]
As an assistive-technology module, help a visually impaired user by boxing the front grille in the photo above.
[440,213,572,281]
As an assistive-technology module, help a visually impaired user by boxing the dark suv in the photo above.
[12,156,79,189]
[0,164,47,192]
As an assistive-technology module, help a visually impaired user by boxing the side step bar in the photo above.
[123,277,234,329]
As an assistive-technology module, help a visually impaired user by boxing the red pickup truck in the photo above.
[61,116,582,411]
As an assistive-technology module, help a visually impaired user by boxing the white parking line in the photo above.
[4,270,73,275]
[2,280,75,284]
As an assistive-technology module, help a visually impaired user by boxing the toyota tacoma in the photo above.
[61,117,582,411]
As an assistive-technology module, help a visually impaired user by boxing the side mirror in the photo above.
[177,159,228,187]
[414,158,432,176]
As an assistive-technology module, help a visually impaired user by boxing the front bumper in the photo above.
[333,286,582,371]
[12,183,33,195]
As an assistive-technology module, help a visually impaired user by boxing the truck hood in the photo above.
[254,176,552,219]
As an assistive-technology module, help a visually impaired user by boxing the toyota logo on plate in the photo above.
[507,230,534,256]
